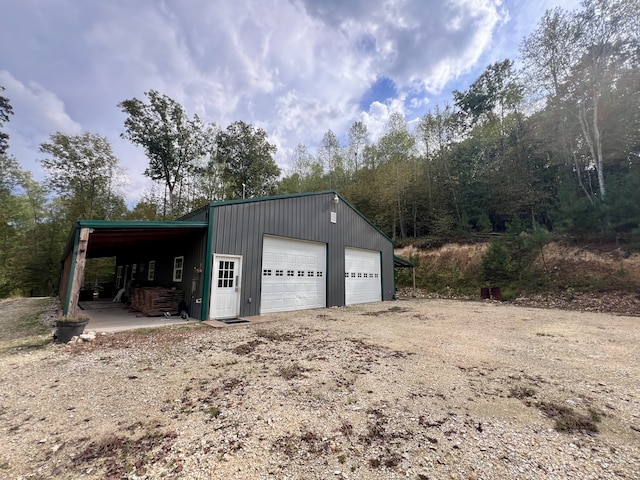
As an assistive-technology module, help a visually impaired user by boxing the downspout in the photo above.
[63,225,81,316]
[200,205,215,320]
[412,266,416,298]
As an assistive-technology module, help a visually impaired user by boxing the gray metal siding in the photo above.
[210,192,393,317]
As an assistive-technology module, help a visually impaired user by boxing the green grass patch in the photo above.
[0,297,57,355]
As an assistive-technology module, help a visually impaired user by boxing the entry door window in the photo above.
[217,260,235,288]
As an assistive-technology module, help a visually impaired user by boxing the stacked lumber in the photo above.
[130,287,184,317]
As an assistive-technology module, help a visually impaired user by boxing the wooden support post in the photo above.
[412,267,416,297]
[68,228,90,317]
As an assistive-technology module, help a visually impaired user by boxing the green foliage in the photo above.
[480,218,552,292]
[481,242,514,283]
[0,85,13,156]
[40,132,127,222]
[454,59,523,128]
[2,1,640,299]
[0,297,56,355]
[215,120,280,199]
[476,213,492,233]
[119,90,214,217]
[54,314,90,325]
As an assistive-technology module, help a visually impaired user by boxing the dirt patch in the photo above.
[396,242,488,272]
[396,241,640,315]
[1,299,639,479]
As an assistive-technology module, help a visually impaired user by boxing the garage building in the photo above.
[60,191,395,320]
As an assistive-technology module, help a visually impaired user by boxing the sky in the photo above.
[0,0,582,205]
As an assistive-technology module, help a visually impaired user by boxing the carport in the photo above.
[60,220,208,317]
[394,254,416,296]
[78,299,201,332]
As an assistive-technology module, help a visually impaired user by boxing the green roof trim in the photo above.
[76,220,208,229]
[394,255,415,268]
[207,190,337,208]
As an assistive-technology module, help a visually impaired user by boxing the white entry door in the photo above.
[345,247,382,305]
[260,236,326,314]
[210,255,242,320]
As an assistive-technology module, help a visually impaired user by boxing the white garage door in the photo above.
[261,236,326,314]
[345,247,382,305]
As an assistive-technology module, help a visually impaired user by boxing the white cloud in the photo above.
[0,71,81,136]
[1,0,568,203]
[0,70,82,176]
[359,99,407,145]
[295,0,507,93]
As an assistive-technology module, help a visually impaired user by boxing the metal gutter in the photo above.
[76,220,208,229]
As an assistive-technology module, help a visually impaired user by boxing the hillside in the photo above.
[395,242,640,316]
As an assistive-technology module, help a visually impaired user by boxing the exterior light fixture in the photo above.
[333,194,339,204]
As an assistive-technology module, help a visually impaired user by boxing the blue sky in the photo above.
[0,0,581,204]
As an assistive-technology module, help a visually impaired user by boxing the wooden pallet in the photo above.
[130,287,184,317]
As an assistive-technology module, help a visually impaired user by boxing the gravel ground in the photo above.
[1,298,639,479]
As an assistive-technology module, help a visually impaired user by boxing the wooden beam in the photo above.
[67,228,90,317]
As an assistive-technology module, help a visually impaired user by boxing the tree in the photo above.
[454,59,524,130]
[119,90,214,217]
[318,130,345,189]
[40,132,126,221]
[278,144,326,194]
[347,121,369,176]
[570,0,638,200]
[0,85,14,155]
[418,104,461,226]
[0,155,50,296]
[520,8,579,101]
[126,187,163,220]
[374,113,418,239]
[215,121,280,199]
[521,0,640,205]
[451,60,549,231]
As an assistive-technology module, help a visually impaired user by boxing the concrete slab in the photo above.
[78,300,278,333]
[78,300,199,333]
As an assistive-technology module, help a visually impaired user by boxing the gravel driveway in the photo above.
[1,299,639,479]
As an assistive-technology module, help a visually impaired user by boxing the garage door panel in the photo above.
[345,247,381,305]
[261,236,326,314]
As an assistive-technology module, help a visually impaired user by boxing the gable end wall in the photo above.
[210,192,393,317]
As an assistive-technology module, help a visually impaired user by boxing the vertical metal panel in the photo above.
[210,192,394,317]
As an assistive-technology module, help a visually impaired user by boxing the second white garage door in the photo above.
[345,247,382,305]
[260,236,326,314]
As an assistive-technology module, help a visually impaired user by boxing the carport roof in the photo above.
[65,220,208,258]
[394,255,415,268]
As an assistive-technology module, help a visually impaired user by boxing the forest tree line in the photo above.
[0,0,638,297]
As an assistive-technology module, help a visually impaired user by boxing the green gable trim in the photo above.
[394,255,415,268]
[207,190,336,208]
